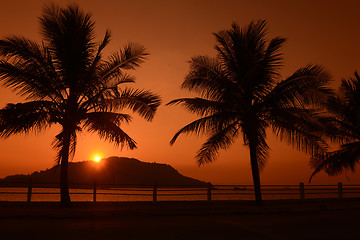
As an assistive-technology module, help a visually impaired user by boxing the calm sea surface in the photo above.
[1,186,359,202]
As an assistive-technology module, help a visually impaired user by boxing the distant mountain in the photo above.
[0,157,206,186]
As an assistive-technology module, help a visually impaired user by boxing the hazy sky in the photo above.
[0,0,359,184]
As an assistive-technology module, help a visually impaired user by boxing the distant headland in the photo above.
[0,157,206,186]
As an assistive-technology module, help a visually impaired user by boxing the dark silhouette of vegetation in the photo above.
[168,20,332,205]
[310,72,360,181]
[0,157,205,186]
[0,4,161,207]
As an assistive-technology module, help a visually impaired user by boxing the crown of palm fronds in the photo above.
[0,3,161,164]
[168,20,332,168]
[310,72,360,181]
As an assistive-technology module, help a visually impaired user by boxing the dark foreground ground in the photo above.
[0,199,359,240]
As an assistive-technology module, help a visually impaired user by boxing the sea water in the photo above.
[0,186,359,202]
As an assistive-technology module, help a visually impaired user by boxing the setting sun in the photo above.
[94,156,101,163]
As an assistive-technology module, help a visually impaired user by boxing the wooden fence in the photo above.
[0,181,359,203]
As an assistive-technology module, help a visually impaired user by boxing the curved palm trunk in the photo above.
[249,139,263,206]
[59,130,71,207]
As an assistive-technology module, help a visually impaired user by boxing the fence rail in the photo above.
[0,181,359,203]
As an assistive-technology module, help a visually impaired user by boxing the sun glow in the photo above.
[94,156,101,163]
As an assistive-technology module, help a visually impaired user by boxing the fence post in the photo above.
[153,182,157,202]
[27,178,32,204]
[338,182,343,200]
[299,182,305,200]
[93,180,97,202]
[207,182,212,201]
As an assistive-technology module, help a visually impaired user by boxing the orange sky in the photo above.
[0,0,359,185]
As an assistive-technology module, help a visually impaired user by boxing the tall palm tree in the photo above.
[310,72,360,181]
[168,20,332,205]
[0,4,161,207]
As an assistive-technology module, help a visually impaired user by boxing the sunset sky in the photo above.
[0,0,359,185]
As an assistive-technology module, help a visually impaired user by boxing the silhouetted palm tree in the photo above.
[0,4,161,207]
[310,72,360,181]
[168,20,332,205]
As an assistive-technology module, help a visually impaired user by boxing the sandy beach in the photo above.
[0,199,359,239]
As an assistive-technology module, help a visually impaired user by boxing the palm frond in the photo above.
[79,72,136,109]
[99,43,148,82]
[261,37,285,79]
[263,65,332,108]
[263,36,285,65]
[0,37,64,102]
[310,141,360,181]
[78,30,112,95]
[182,56,235,100]
[254,124,270,169]
[243,36,286,103]
[213,20,285,104]
[169,112,237,145]
[335,73,360,130]
[40,3,96,86]
[323,96,360,142]
[166,97,222,117]
[214,20,267,79]
[309,71,360,180]
[0,60,63,103]
[196,121,239,165]
[213,30,237,77]
[84,113,137,149]
[269,107,328,155]
[339,72,360,105]
[0,101,57,137]
[84,112,132,125]
[242,20,268,53]
[96,87,161,121]
[94,30,111,61]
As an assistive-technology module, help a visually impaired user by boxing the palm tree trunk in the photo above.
[59,130,71,208]
[249,140,262,206]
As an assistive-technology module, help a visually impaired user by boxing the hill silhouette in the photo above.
[0,157,206,186]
